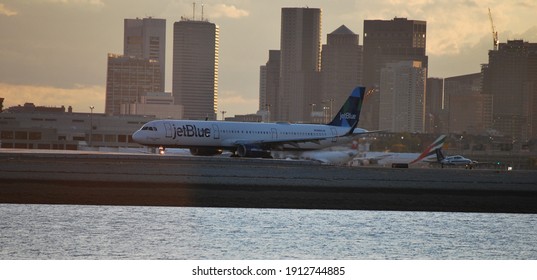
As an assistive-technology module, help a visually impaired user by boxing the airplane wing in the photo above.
[351,129,384,136]
[234,126,375,149]
[357,153,393,161]
[228,135,338,149]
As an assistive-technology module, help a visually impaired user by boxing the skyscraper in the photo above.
[277,7,322,122]
[124,17,166,89]
[379,61,426,133]
[363,17,428,130]
[259,50,280,122]
[105,54,162,115]
[321,25,363,120]
[425,77,445,133]
[173,19,219,120]
[483,40,537,141]
[445,73,492,135]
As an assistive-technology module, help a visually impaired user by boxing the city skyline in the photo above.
[1,0,537,117]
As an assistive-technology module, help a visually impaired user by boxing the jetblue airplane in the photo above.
[132,86,367,158]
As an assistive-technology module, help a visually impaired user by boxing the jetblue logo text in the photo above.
[172,124,211,139]
[339,112,356,120]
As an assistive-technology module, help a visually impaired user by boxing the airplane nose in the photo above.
[132,130,142,143]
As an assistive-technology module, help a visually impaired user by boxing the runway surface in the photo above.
[1,149,536,213]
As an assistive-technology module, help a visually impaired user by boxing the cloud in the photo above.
[516,0,536,8]
[350,0,537,57]
[208,4,249,19]
[42,0,105,7]
[0,3,17,16]
[0,83,105,113]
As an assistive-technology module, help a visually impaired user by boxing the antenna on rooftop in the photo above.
[201,3,204,21]
[192,2,196,20]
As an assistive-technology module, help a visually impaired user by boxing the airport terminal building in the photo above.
[0,104,154,151]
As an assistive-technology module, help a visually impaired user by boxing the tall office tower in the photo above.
[362,17,428,130]
[278,7,322,122]
[173,19,219,120]
[444,73,492,135]
[259,50,280,122]
[529,47,537,140]
[105,54,162,115]
[425,77,446,133]
[483,40,537,141]
[321,25,363,121]
[259,65,266,112]
[379,61,426,133]
[124,17,166,90]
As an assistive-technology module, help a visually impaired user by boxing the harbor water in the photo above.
[1,204,536,259]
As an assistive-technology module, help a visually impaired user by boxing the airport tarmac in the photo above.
[1,149,537,213]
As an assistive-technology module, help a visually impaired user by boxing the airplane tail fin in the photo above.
[435,148,445,162]
[327,86,365,131]
[409,135,447,164]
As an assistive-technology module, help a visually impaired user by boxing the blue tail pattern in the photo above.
[327,86,365,129]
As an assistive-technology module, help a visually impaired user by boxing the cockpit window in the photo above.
[141,126,158,131]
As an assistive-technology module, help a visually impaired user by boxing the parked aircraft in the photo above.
[132,86,367,158]
[436,149,478,169]
[350,135,447,167]
[276,140,360,165]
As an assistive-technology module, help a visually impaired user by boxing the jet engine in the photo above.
[236,144,272,158]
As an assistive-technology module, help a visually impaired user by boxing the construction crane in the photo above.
[488,8,499,51]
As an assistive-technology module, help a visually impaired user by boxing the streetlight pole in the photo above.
[89,106,94,147]
[310,103,316,123]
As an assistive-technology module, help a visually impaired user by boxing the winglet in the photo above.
[409,135,447,164]
[327,86,365,131]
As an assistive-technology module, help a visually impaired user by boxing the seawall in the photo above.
[1,150,536,213]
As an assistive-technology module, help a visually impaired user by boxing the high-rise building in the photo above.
[425,77,445,133]
[105,54,162,115]
[445,73,492,135]
[321,25,363,122]
[379,61,426,133]
[173,19,219,120]
[277,7,322,122]
[259,65,267,111]
[363,17,428,130]
[483,40,537,141]
[259,50,280,122]
[120,92,183,119]
[124,17,166,89]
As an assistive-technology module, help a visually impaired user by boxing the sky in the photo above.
[1,0,536,117]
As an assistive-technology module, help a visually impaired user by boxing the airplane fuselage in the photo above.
[133,120,364,153]
[440,155,474,166]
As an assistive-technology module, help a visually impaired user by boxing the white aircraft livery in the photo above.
[351,135,447,167]
[132,86,367,158]
[436,149,478,169]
